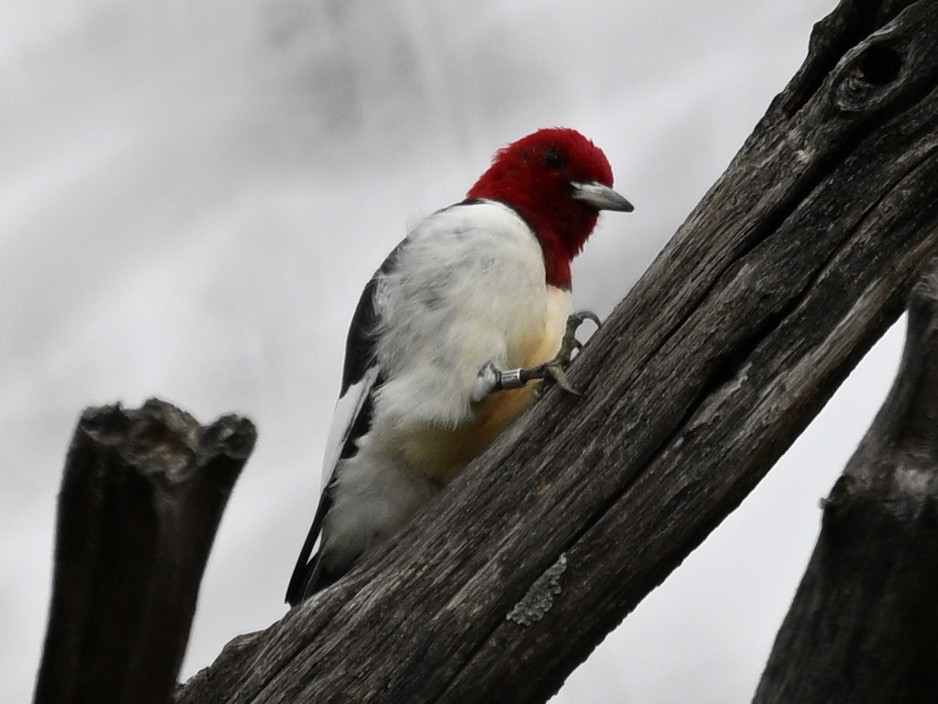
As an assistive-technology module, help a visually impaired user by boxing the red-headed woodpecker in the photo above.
[286,128,632,604]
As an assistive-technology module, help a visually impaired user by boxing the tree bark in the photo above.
[34,400,256,704]
[753,259,938,704]
[177,0,938,701]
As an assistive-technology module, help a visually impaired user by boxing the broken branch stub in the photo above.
[754,258,938,704]
[34,399,255,704]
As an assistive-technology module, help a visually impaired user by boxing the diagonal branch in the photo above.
[177,0,938,702]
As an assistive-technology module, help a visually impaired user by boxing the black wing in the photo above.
[285,247,401,605]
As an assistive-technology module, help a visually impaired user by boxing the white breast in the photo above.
[317,200,572,577]
[372,200,556,428]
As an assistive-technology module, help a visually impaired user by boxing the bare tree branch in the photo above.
[753,258,938,704]
[176,0,938,701]
[34,400,255,704]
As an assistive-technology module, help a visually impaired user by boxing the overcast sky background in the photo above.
[2,0,909,701]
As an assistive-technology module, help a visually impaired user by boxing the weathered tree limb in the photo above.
[177,0,938,701]
[34,400,256,704]
[753,259,938,704]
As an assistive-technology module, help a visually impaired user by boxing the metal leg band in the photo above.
[499,368,525,390]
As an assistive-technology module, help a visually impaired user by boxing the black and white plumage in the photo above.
[286,128,632,605]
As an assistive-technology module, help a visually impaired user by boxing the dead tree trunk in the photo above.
[174,0,938,702]
[33,400,255,704]
[753,260,938,704]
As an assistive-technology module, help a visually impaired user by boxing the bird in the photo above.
[286,127,632,605]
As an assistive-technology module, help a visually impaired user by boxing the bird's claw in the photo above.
[533,311,602,398]
[553,310,601,368]
[475,310,601,401]
[571,309,602,329]
[541,360,581,396]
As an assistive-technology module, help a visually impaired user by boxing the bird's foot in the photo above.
[531,310,601,398]
[471,310,601,401]
[555,310,601,369]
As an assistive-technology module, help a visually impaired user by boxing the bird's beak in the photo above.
[571,181,634,212]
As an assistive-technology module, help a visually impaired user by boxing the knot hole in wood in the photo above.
[858,44,902,86]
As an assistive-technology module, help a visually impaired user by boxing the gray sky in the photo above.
[3,0,904,701]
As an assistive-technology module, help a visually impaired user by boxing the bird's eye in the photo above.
[542,147,565,170]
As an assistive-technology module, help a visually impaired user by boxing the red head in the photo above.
[467,127,632,289]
